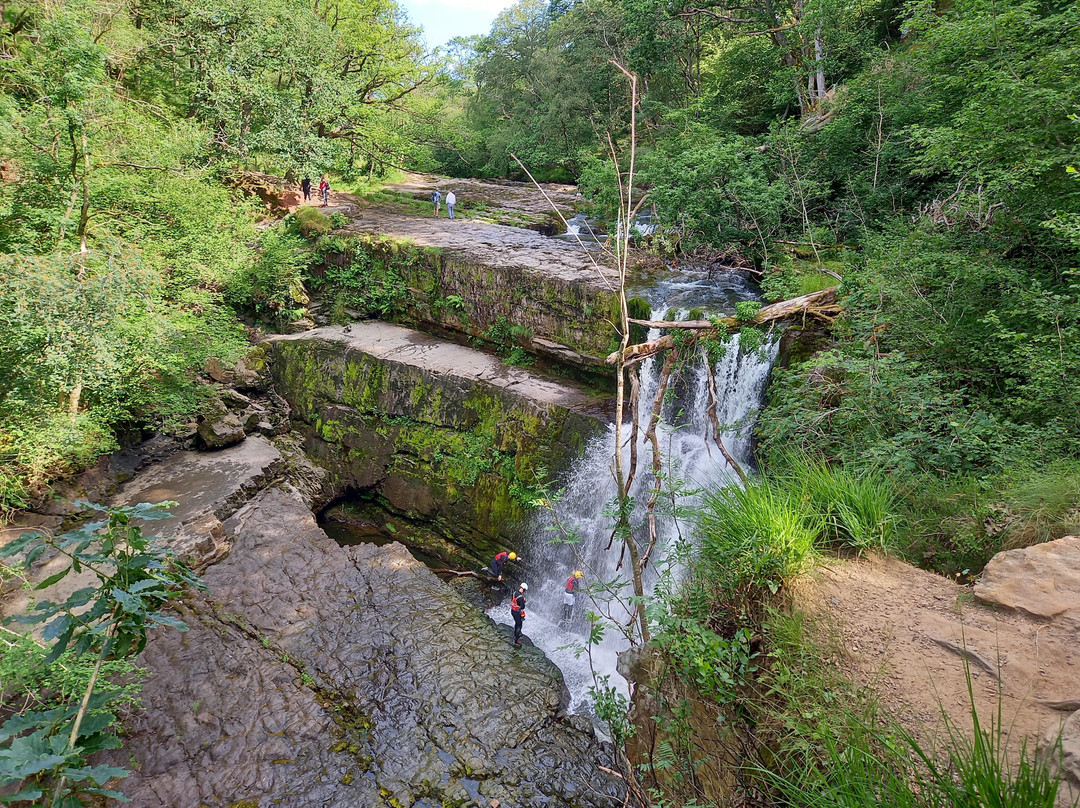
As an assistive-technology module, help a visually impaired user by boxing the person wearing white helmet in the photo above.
[489,550,518,581]
[511,582,528,647]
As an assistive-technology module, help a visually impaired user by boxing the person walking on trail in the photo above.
[301,177,312,201]
[489,550,517,581]
[431,188,442,217]
[446,190,456,220]
[511,583,527,647]
[563,570,583,621]
[319,176,330,206]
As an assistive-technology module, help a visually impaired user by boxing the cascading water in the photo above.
[489,267,779,715]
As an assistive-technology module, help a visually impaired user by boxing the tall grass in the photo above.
[762,691,1070,808]
[777,453,896,554]
[690,480,820,628]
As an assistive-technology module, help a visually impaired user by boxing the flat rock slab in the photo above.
[104,487,622,808]
[385,172,582,220]
[1,439,283,630]
[274,322,610,419]
[341,199,619,289]
[974,535,1080,627]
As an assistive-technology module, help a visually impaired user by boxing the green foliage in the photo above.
[653,620,757,703]
[309,236,410,319]
[0,501,205,806]
[295,208,333,239]
[686,480,820,631]
[734,300,762,323]
[227,227,312,324]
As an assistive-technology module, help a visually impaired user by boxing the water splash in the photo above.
[489,274,778,714]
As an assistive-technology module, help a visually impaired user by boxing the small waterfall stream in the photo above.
[489,268,779,714]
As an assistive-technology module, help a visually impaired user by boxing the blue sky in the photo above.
[400,0,516,49]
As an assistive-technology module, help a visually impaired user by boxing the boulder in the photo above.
[197,410,246,448]
[974,535,1080,628]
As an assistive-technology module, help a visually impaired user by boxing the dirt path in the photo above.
[803,551,1079,797]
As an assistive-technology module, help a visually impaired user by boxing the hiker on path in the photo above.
[511,583,527,647]
[563,570,583,621]
[489,551,517,581]
[432,188,441,217]
[319,176,330,206]
[301,177,312,201]
[446,190,456,220]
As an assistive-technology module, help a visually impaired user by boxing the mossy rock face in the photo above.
[269,325,608,566]
[315,234,620,373]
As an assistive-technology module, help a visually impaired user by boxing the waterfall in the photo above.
[489,273,779,715]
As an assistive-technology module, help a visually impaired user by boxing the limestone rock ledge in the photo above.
[269,323,610,565]
[101,488,623,808]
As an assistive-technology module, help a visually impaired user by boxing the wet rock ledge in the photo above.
[101,483,623,808]
[270,322,610,566]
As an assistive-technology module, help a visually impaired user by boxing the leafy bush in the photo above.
[0,502,204,806]
[226,227,311,323]
[295,207,332,238]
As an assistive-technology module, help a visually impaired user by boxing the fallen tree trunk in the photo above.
[608,286,840,366]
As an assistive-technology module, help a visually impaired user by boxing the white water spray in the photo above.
[489,272,778,714]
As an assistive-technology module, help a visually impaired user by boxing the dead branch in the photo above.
[609,287,839,365]
[704,357,749,486]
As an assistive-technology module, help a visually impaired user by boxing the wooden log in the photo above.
[609,286,839,365]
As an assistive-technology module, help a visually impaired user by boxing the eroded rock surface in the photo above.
[270,323,609,565]
[974,535,1080,628]
[112,435,284,559]
[104,488,622,808]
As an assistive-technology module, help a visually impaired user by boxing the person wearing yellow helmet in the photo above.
[562,570,584,621]
[489,550,518,581]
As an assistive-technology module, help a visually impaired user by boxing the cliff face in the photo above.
[270,322,610,566]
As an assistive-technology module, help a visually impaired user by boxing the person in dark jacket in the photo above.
[301,177,312,201]
[511,583,528,647]
[489,550,517,581]
[562,570,584,621]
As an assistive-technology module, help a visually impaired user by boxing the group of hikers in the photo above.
[489,551,584,648]
[299,176,330,206]
[431,187,457,219]
[297,177,460,220]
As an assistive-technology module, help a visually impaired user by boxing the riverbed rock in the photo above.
[111,435,283,560]
[101,487,623,808]
[196,409,246,448]
[270,322,609,566]
[974,535,1080,628]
